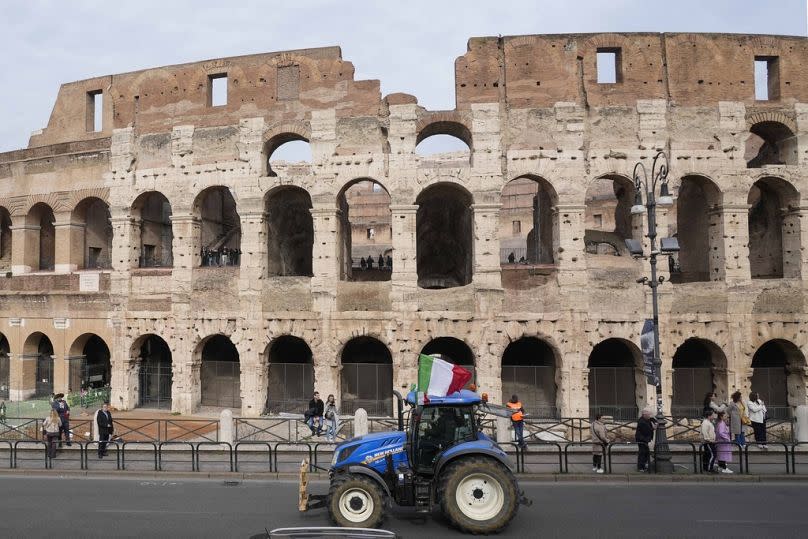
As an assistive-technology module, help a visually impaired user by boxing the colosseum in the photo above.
[0,32,806,423]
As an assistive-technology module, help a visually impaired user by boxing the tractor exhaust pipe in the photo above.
[392,390,404,431]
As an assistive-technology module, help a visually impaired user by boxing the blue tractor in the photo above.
[300,389,531,534]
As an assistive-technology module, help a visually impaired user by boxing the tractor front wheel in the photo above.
[438,457,519,534]
[328,474,387,528]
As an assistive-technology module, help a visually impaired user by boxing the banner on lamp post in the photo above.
[640,319,659,386]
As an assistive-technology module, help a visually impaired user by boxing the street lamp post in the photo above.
[629,151,677,473]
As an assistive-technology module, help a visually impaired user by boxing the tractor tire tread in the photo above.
[327,473,387,529]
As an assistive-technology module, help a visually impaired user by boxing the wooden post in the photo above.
[298,458,309,511]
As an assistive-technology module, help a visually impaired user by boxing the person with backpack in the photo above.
[52,393,71,447]
[42,408,61,458]
[305,391,324,436]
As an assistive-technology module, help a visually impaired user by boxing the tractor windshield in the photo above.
[413,405,476,470]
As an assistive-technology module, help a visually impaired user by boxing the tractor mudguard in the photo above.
[341,465,392,498]
[434,445,514,477]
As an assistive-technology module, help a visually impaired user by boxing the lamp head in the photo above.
[657,182,674,206]
[631,189,646,215]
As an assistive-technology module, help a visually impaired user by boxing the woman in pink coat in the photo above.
[715,411,734,474]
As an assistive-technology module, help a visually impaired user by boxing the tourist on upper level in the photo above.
[715,411,734,474]
[378,254,384,269]
[366,255,374,269]
[386,255,392,270]
[747,392,768,450]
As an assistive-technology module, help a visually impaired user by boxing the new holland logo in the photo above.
[362,446,405,464]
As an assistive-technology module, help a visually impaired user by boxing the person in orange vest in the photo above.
[506,395,526,448]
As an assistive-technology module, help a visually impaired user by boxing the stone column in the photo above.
[471,202,502,290]
[312,342,339,405]
[110,213,139,271]
[239,349,267,417]
[717,203,751,284]
[706,207,726,281]
[9,353,35,401]
[10,224,36,274]
[238,210,266,291]
[53,211,84,273]
[782,206,804,279]
[169,214,199,272]
[390,204,419,311]
[310,206,341,313]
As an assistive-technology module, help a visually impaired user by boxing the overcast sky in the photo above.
[0,0,805,152]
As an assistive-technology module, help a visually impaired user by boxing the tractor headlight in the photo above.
[332,444,359,467]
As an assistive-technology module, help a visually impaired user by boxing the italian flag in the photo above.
[417,354,472,397]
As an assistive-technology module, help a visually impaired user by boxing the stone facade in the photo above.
[1,33,807,419]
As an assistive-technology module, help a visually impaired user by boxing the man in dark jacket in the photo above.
[306,392,325,436]
[52,393,71,447]
[96,401,114,458]
[635,408,657,472]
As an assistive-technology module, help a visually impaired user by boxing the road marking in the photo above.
[96,509,212,515]
[697,520,807,525]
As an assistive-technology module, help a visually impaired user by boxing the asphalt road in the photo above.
[1,476,806,538]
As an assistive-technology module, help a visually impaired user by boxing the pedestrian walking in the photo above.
[305,391,324,436]
[324,394,340,443]
[728,391,747,447]
[591,414,610,473]
[96,401,114,458]
[506,395,527,449]
[635,408,656,472]
[700,409,717,473]
[715,411,734,473]
[52,393,71,447]
[747,392,768,449]
[42,409,61,458]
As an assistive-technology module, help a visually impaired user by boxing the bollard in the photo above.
[496,416,512,444]
[354,408,368,437]
[219,409,234,445]
[796,405,808,443]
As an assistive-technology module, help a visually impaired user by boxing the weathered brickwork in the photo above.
[0,33,807,419]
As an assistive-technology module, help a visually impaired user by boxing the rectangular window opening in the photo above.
[596,48,621,84]
[512,220,521,234]
[594,214,603,228]
[755,56,780,101]
[86,90,103,132]
[367,227,375,239]
[209,74,228,107]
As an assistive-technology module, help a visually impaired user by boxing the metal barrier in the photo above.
[563,442,597,474]
[312,442,338,472]
[520,442,562,474]
[195,442,233,472]
[115,419,163,443]
[67,419,94,443]
[659,441,699,474]
[85,440,121,470]
[273,442,312,473]
[164,420,219,442]
[234,442,273,473]
[48,443,84,471]
[1,419,42,441]
[606,442,644,474]
[791,442,808,475]
[235,418,300,443]
[708,442,745,474]
[158,441,195,472]
[122,441,158,471]
[744,443,790,475]
[0,440,12,469]
[14,440,48,469]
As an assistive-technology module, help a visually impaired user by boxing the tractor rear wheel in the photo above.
[327,474,387,528]
[438,457,519,534]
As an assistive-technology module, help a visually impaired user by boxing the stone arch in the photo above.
[264,186,313,276]
[196,334,241,409]
[264,126,312,177]
[500,175,558,279]
[130,334,173,409]
[131,191,173,268]
[747,176,801,279]
[584,174,639,257]
[673,175,723,283]
[751,339,806,418]
[71,197,113,269]
[23,331,55,398]
[337,178,392,281]
[0,332,9,399]
[501,336,559,418]
[265,335,314,414]
[415,115,472,163]
[193,186,241,267]
[746,119,798,168]
[24,202,56,271]
[420,337,476,387]
[587,337,645,420]
[671,338,728,417]
[67,333,111,392]
[0,206,12,272]
[340,336,393,416]
[415,116,473,149]
[415,182,474,289]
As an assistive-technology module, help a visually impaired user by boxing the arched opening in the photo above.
[416,121,472,165]
[751,340,806,420]
[587,338,643,420]
[132,192,173,268]
[199,335,241,409]
[671,338,727,418]
[748,177,801,279]
[672,176,722,283]
[420,337,475,386]
[584,175,639,257]
[23,332,54,398]
[746,121,798,168]
[266,134,312,177]
[72,197,112,269]
[265,187,313,277]
[67,334,111,393]
[0,334,9,399]
[502,337,558,418]
[338,179,392,281]
[194,187,241,267]
[340,337,393,416]
[25,203,55,271]
[266,336,314,414]
[0,207,12,272]
[134,335,172,409]
[416,183,473,289]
